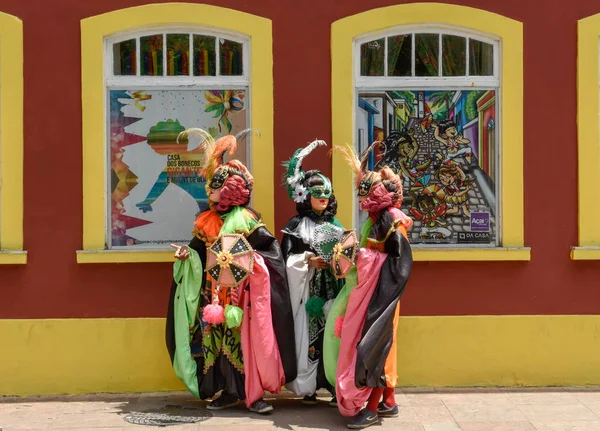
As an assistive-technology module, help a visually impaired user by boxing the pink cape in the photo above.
[336,248,388,417]
[239,253,286,407]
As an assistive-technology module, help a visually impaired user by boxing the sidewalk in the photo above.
[2,387,600,431]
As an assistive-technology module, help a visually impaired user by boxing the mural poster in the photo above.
[109,89,247,248]
[357,89,497,245]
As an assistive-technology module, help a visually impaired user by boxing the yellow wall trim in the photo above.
[3,315,600,396]
[575,14,600,256]
[76,250,173,264]
[413,247,530,261]
[331,3,525,260]
[570,246,600,261]
[80,3,274,262]
[0,12,24,256]
[0,251,28,265]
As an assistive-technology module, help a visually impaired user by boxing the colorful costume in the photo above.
[165,128,297,411]
[280,140,344,400]
[324,142,413,428]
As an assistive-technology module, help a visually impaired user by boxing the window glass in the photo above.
[356,89,498,246]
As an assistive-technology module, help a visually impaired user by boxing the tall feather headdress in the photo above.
[331,142,379,188]
[282,139,327,200]
[176,127,259,183]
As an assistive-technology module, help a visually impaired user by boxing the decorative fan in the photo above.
[206,234,254,287]
[310,223,345,262]
[330,230,358,279]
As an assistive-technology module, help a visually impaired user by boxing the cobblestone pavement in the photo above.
[3,387,600,431]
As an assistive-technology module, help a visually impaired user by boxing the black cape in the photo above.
[280,214,344,393]
[165,208,297,400]
[354,210,413,389]
[281,215,311,261]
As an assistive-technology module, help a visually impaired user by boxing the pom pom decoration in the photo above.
[203,303,225,324]
[224,304,244,329]
[305,296,326,318]
[334,316,345,338]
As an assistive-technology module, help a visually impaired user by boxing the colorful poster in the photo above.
[109,89,247,248]
[356,89,497,246]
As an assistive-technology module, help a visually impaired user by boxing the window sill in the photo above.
[413,247,531,262]
[0,250,28,264]
[570,246,600,260]
[76,247,532,264]
[76,250,174,264]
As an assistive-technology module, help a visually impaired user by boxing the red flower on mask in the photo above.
[215,175,251,211]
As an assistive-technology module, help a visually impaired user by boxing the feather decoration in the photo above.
[235,128,261,142]
[282,139,327,199]
[287,139,327,187]
[331,141,378,188]
[203,135,237,179]
[177,127,214,152]
[331,144,363,187]
[360,142,379,173]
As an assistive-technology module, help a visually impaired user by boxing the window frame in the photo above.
[331,3,529,261]
[355,26,499,86]
[104,27,252,251]
[105,27,250,86]
[79,3,274,263]
[354,26,501,249]
[571,14,600,259]
[0,12,26,264]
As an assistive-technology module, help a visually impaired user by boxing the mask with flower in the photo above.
[282,139,333,206]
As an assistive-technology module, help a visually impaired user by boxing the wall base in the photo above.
[3,316,600,396]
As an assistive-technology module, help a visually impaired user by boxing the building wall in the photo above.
[2,0,600,394]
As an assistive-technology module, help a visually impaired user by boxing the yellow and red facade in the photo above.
[3,0,600,395]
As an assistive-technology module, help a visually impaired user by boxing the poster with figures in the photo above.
[109,89,247,248]
[357,89,497,246]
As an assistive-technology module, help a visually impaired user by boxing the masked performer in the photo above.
[166,128,297,414]
[323,143,413,429]
[281,140,344,406]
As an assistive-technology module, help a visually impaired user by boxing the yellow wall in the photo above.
[3,316,600,395]
[572,13,600,259]
[0,11,26,264]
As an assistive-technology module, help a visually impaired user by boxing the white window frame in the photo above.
[355,25,499,88]
[353,25,502,248]
[103,26,251,250]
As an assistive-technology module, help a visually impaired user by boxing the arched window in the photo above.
[106,29,249,249]
[79,4,274,263]
[355,28,499,248]
[331,4,528,261]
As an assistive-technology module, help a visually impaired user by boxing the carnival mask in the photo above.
[209,166,229,190]
[308,174,332,199]
[358,171,376,197]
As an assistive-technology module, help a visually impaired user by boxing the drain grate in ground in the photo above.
[122,404,213,427]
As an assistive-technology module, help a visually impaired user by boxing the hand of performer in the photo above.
[308,256,328,269]
[171,244,190,261]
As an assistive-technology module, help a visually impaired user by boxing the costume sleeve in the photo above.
[165,236,207,363]
[247,226,298,383]
[354,228,413,389]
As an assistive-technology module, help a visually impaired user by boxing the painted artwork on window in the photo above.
[109,89,247,248]
[356,90,497,246]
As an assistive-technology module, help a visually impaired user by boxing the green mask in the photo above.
[308,174,332,199]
